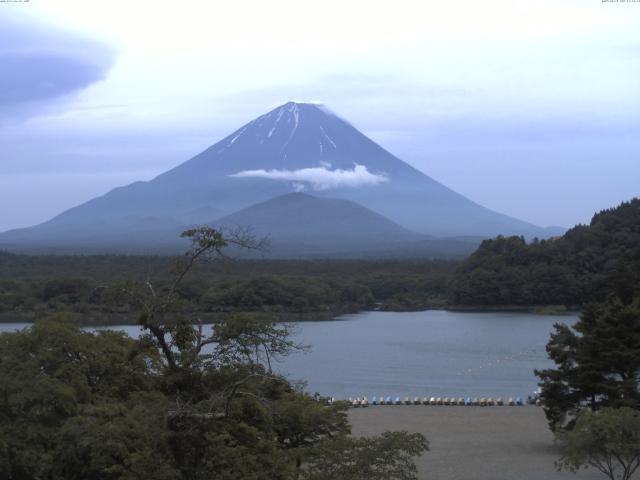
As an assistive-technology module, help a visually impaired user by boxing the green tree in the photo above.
[302,431,429,480]
[0,319,166,480]
[556,407,640,480]
[536,295,640,430]
[0,227,429,479]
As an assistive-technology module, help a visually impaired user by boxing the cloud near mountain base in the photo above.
[229,164,388,190]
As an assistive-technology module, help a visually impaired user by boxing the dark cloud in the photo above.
[0,15,116,121]
[0,51,111,104]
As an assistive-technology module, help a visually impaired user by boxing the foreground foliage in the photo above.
[556,407,640,480]
[536,294,640,430]
[302,431,428,480]
[0,227,428,479]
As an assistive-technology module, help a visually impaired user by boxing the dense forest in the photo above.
[450,199,640,307]
[0,254,454,324]
[1,199,639,324]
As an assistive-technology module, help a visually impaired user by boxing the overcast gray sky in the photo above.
[1,0,639,232]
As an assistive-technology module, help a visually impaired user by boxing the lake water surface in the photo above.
[278,310,576,399]
[0,310,577,400]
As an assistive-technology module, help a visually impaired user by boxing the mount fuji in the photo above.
[0,101,563,256]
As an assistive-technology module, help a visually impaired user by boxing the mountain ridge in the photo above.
[0,101,564,254]
[213,192,481,259]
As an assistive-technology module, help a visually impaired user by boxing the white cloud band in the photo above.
[229,164,388,190]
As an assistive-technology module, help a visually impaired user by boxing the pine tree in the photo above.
[536,295,640,430]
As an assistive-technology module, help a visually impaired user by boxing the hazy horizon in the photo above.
[1,0,639,232]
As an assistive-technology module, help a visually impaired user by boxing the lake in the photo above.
[0,310,576,400]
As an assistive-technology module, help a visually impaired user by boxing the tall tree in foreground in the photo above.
[302,431,428,480]
[535,294,640,431]
[0,227,428,480]
[556,407,640,480]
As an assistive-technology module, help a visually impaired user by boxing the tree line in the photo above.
[0,254,454,324]
[450,199,640,307]
[2,199,639,326]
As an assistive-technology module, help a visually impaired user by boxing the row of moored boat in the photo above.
[334,396,534,407]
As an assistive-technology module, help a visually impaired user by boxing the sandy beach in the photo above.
[349,406,605,480]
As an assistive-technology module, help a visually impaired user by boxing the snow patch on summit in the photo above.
[288,99,324,105]
[279,103,300,153]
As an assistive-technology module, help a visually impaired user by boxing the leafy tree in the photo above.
[302,431,429,480]
[0,319,165,480]
[556,407,640,480]
[0,227,429,479]
[536,295,640,430]
[271,394,350,469]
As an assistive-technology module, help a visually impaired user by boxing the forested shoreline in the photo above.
[0,254,455,324]
[450,199,640,306]
[1,199,638,325]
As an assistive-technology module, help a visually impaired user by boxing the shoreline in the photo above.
[0,305,580,326]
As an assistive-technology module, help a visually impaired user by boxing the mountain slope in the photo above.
[214,193,480,258]
[215,192,417,257]
[0,101,562,253]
